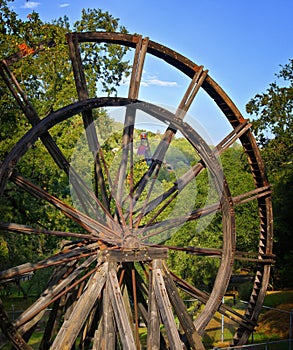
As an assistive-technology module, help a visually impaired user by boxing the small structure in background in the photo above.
[137,132,152,165]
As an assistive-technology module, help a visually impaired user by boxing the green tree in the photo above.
[246,59,293,171]
[167,145,260,291]
[246,59,293,288]
[0,1,131,273]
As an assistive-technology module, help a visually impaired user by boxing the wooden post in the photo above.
[108,262,137,350]
[0,299,32,350]
[162,262,205,350]
[152,259,184,350]
[50,263,108,350]
[147,261,161,350]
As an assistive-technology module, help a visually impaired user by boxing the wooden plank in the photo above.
[140,183,272,242]
[162,263,204,350]
[102,283,116,350]
[39,299,61,350]
[176,67,208,120]
[0,60,106,218]
[0,222,100,242]
[131,265,141,349]
[152,259,184,350]
[0,247,97,282]
[101,247,168,262]
[115,36,149,209]
[147,263,160,350]
[67,33,111,210]
[108,262,136,350]
[0,298,33,350]
[121,274,135,333]
[50,262,108,350]
[128,36,149,99]
[91,299,104,350]
[21,263,73,339]
[11,173,122,243]
[134,120,253,224]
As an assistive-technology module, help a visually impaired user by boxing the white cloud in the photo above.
[144,78,178,87]
[121,74,178,88]
[59,3,70,8]
[21,1,40,9]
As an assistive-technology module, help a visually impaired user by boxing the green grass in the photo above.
[263,290,293,308]
[1,290,293,349]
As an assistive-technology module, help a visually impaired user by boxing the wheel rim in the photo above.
[0,32,273,349]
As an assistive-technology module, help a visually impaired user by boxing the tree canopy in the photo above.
[0,0,292,295]
[0,1,131,272]
[247,59,293,287]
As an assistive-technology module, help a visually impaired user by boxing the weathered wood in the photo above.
[108,262,136,350]
[139,184,272,242]
[128,35,149,99]
[162,262,205,350]
[39,299,61,350]
[67,33,110,211]
[0,222,100,242]
[0,298,32,350]
[11,173,122,243]
[152,259,184,350]
[176,66,208,120]
[0,61,107,218]
[147,262,161,350]
[101,247,168,262]
[133,121,253,224]
[115,36,148,207]
[130,265,141,349]
[171,271,256,330]
[15,260,96,330]
[125,262,173,348]
[50,262,108,350]
[121,271,135,334]
[0,246,97,281]
[102,283,116,350]
[0,31,273,348]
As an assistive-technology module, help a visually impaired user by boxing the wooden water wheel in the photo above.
[0,32,274,349]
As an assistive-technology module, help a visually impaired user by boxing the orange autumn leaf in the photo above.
[18,43,35,56]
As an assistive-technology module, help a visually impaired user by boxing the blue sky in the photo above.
[9,0,293,143]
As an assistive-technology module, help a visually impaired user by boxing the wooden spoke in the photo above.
[0,222,100,241]
[67,34,110,210]
[134,164,161,229]
[108,262,137,350]
[214,120,252,155]
[123,127,175,224]
[114,36,149,212]
[0,60,106,217]
[0,299,33,350]
[16,258,99,331]
[0,60,43,128]
[11,173,122,243]
[147,244,275,264]
[133,120,252,223]
[170,271,257,331]
[0,32,273,349]
[123,67,208,215]
[232,184,272,205]
[128,35,149,99]
[50,262,108,350]
[139,185,271,242]
[0,244,99,281]
[176,66,208,120]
